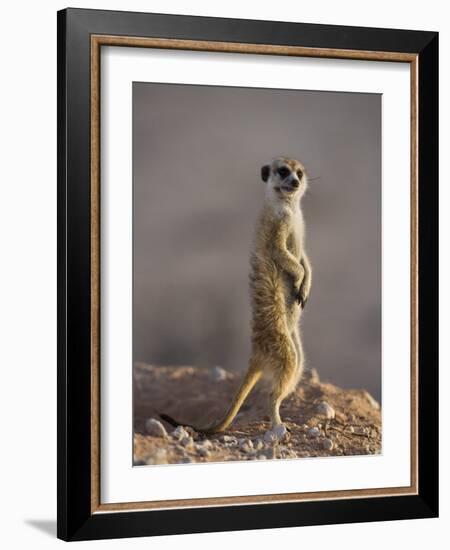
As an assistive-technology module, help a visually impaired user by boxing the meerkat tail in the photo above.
[159,365,262,434]
[202,365,263,434]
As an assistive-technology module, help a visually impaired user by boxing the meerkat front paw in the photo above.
[293,267,305,299]
[296,281,311,309]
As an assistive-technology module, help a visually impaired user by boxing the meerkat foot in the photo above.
[264,423,289,443]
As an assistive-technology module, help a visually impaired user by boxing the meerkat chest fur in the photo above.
[261,199,305,265]
[284,203,305,257]
[250,201,305,313]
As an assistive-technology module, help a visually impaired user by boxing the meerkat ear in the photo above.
[261,164,270,182]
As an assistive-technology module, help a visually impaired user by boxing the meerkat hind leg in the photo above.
[267,333,299,431]
[291,325,304,374]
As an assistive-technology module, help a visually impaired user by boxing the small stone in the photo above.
[363,391,381,410]
[240,439,254,453]
[210,366,228,382]
[322,438,334,451]
[257,454,267,460]
[221,435,238,445]
[133,458,146,466]
[171,426,189,441]
[264,432,276,444]
[254,439,264,450]
[180,456,193,463]
[180,435,194,448]
[308,427,320,437]
[316,401,335,419]
[145,418,168,438]
[303,367,320,383]
[197,447,211,458]
[348,426,355,433]
[200,439,213,449]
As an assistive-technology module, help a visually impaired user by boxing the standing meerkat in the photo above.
[161,156,311,434]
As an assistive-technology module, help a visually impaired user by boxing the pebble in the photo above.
[221,435,238,445]
[308,427,321,437]
[264,423,288,444]
[171,426,189,441]
[322,438,334,451]
[180,435,194,448]
[257,454,267,460]
[254,438,265,451]
[316,401,335,419]
[180,456,194,463]
[197,447,211,458]
[303,367,320,383]
[145,418,168,438]
[239,439,254,453]
[363,391,381,410]
[210,366,228,382]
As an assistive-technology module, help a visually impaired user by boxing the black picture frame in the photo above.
[57,7,438,541]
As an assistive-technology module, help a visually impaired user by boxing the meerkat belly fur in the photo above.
[161,157,312,434]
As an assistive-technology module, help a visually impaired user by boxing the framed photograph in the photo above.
[57,8,438,541]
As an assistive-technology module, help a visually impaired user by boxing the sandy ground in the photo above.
[133,363,381,466]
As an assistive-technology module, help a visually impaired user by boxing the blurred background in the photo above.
[133,82,381,400]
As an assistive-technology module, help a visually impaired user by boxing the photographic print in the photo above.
[58,9,438,540]
[132,82,382,466]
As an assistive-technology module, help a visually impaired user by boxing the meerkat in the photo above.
[161,156,312,434]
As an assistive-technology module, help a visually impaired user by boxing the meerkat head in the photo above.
[261,157,308,202]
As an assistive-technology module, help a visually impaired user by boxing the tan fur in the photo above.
[161,157,312,433]
[203,157,312,432]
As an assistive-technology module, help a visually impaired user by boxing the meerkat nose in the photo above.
[291,179,299,188]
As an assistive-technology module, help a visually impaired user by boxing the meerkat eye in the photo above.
[297,170,303,179]
[277,167,290,179]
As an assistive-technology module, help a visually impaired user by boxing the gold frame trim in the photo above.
[90,35,419,514]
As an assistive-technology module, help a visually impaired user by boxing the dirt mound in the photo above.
[133,363,381,465]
